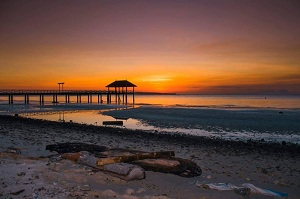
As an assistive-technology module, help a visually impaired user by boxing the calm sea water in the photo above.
[1,94,299,144]
[1,94,300,109]
[135,94,300,109]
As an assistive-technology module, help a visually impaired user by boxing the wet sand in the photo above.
[0,115,299,198]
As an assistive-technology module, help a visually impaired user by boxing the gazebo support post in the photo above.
[126,87,128,104]
[115,87,117,104]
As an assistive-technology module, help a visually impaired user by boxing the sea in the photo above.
[1,94,299,144]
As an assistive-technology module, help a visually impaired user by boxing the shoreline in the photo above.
[2,115,300,156]
[1,115,300,198]
[1,103,299,144]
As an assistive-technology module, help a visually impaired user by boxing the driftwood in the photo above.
[47,143,202,178]
[133,157,202,177]
[60,151,175,166]
[97,151,175,166]
[61,152,81,162]
[103,121,123,126]
[46,142,107,156]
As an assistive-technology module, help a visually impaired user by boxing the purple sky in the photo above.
[0,0,299,94]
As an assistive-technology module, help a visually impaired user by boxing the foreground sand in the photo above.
[0,115,299,198]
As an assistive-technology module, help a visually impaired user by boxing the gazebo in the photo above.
[106,80,137,104]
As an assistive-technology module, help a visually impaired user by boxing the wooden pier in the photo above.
[0,80,137,105]
[0,89,134,105]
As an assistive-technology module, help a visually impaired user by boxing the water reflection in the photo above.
[23,110,136,127]
[58,112,65,122]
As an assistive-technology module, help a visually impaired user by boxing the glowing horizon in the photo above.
[0,0,299,94]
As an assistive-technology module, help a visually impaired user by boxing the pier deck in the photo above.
[0,90,133,104]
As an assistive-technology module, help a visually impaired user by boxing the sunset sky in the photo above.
[0,0,299,94]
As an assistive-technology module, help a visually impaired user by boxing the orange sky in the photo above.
[0,0,299,94]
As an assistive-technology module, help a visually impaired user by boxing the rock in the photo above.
[48,154,63,162]
[77,151,98,166]
[80,184,91,191]
[17,172,26,176]
[136,188,146,193]
[125,188,135,195]
[103,163,145,181]
[199,184,210,189]
[261,168,268,174]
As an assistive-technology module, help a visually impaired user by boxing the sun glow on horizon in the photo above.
[0,1,299,94]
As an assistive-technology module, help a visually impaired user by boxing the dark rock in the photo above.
[17,172,26,176]
[10,189,25,195]
[261,168,268,174]
[234,187,250,197]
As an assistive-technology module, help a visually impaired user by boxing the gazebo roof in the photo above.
[106,80,137,88]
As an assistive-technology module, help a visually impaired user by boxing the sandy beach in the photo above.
[0,115,299,199]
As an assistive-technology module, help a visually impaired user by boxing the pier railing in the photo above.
[0,90,133,95]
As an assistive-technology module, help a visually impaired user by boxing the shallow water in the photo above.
[135,94,300,110]
[1,95,299,144]
[103,106,300,144]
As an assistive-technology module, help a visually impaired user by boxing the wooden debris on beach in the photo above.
[46,142,107,156]
[103,121,123,126]
[46,142,202,178]
[96,151,175,166]
[61,152,81,162]
[0,152,22,159]
[60,151,175,166]
[61,151,145,181]
[133,157,202,177]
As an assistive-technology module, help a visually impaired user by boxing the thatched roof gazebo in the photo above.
[106,80,137,104]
